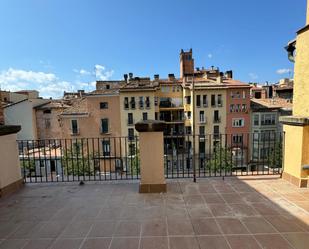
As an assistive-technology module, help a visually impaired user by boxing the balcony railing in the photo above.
[17,132,283,183]
[18,136,140,183]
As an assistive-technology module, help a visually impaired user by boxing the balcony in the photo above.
[0,177,308,249]
[1,130,309,249]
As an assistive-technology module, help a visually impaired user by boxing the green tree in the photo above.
[208,145,235,173]
[62,142,94,176]
[21,159,35,176]
[268,142,283,168]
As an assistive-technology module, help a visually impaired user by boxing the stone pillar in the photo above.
[135,120,166,193]
[0,125,23,197]
[281,1,309,187]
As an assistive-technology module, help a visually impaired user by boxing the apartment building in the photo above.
[35,101,71,139]
[250,98,292,163]
[119,77,156,141]
[4,98,50,140]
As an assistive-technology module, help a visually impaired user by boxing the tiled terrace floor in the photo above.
[0,176,309,249]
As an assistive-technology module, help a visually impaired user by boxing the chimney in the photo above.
[225,70,233,79]
[216,76,222,83]
[196,67,200,71]
[154,74,159,80]
[168,74,175,81]
[124,74,128,82]
[129,72,133,80]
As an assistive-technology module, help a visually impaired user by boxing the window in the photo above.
[202,95,208,107]
[105,85,110,90]
[130,97,136,109]
[155,112,158,120]
[45,119,51,129]
[185,96,191,105]
[217,94,222,107]
[139,96,144,109]
[261,114,276,125]
[128,113,134,125]
[253,132,259,141]
[261,131,276,141]
[213,125,220,139]
[154,97,158,106]
[199,111,205,123]
[185,126,192,135]
[187,111,192,120]
[253,114,260,126]
[145,96,150,108]
[43,109,51,114]
[128,128,135,140]
[100,102,108,109]
[243,91,246,99]
[211,95,216,107]
[101,118,109,133]
[231,91,241,98]
[214,110,220,123]
[232,118,244,127]
[196,95,201,107]
[230,104,234,113]
[124,97,129,109]
[71,120,79,135]
[242,104,247,112]
[234,104,240,112]
[199,126,205,135]
[102,140,110,156]
[233,135,243,144]
[143,112,148,121]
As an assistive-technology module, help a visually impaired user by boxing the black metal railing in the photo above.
[19,132,284,183]
[163,132,284,179]
[18,136,140,183]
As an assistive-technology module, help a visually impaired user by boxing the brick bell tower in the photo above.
[180,49,194,78]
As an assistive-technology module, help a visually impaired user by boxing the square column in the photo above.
[135,120,167,193]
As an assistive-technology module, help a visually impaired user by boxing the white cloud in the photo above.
[73,68,91,76]
[0,68,74,98]
[249,73,258,80]
[0,65,114,99]
[94,64,114,80]
[276,68,291,75]
[208,53,213,59]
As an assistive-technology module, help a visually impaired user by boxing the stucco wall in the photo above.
[36,108,63,139]
[0,133,22,189]
[293,29,309,116]
[283,125,309,179]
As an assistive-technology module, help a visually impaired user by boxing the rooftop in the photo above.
[251,98,293,110]
[0,177,308,249]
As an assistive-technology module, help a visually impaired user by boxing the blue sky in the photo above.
[0,0,307,98]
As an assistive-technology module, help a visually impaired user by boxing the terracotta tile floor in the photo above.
[0,176,308,249]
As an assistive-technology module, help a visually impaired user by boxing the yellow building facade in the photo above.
[281,0,309,187]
